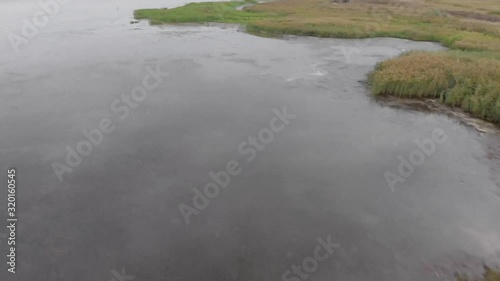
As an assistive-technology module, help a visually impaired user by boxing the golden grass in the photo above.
[370,51,500,122]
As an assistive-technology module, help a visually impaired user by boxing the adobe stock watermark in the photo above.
[0,232,7,253]
[332,4,421,63]
[178,106,296,224]
[7,0,71,54]
[384,128,448,192]
[51,64,169,182]
[282,234,340,281]
[110,267,135,281]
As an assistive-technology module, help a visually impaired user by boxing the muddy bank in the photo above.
[375,96,500,135]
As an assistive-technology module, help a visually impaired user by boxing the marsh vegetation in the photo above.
[135,0,500,123]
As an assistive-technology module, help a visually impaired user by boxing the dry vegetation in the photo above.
[135,0,500,122]
[370,52,500,122]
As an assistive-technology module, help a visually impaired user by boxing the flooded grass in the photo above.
[134,0,500,122]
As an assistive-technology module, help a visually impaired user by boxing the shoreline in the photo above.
[374,95,500,134]
[133,0,500,125]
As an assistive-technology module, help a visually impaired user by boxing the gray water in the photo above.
[1,0,500,280]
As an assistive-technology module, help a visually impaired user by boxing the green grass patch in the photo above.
[134,1,282,24]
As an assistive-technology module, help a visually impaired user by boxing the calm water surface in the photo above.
[0,0,499,280]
